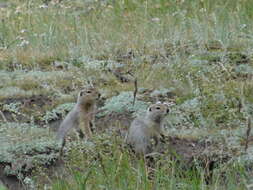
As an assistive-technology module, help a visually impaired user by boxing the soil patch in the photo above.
[0,165,24,190]
[1,95,53,124]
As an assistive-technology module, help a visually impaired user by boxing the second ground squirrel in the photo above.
[127,102,170,155]
[56,86,100,143]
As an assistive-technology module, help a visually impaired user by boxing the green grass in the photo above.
[1,0,253,68]
[1,0,253,189]
[46,136,249,190]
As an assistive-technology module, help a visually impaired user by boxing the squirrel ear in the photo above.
[79,91,84,96]
[166,108,170,114]
[148,106,152,112]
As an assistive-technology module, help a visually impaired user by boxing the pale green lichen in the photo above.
[23,177,36,190]
[42,103,75,123]
[70,55,124,70]
[2,102,22,114]
[234,64,253,76]
[99,91,149,117]
[166,97,205,130]
[0,122,60,178]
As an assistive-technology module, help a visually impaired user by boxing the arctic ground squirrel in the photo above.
[127,102,170,155]
[56,86,100,143]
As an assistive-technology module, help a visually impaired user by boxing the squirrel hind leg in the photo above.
[59,138,66,156]
[89,121,95,132]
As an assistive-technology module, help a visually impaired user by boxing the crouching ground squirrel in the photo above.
[127,102,170,155]
[56,86,100,144]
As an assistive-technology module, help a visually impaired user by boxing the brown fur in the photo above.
[56,86,100,142]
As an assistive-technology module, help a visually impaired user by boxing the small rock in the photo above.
[151,17,160,22]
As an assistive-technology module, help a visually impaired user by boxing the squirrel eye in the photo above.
[156,107,161,110]
[86,90,92,93]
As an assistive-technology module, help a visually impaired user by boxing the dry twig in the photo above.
[245,117,251,152]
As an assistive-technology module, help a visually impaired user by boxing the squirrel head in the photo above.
[146,102,170,123]
[78,86,101,105]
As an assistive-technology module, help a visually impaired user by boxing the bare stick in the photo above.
[132,78,138,106]
[238,98,242,113]
[245,117,251,152]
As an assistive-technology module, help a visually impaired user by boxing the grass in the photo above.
[1,0,253,189]
[44,135,249,190]
[1,0,253,66]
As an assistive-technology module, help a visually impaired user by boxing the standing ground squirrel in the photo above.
[56,86,100,143]
[127,102,170,155]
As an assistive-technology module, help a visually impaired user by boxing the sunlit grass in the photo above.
[1,0,253,69]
